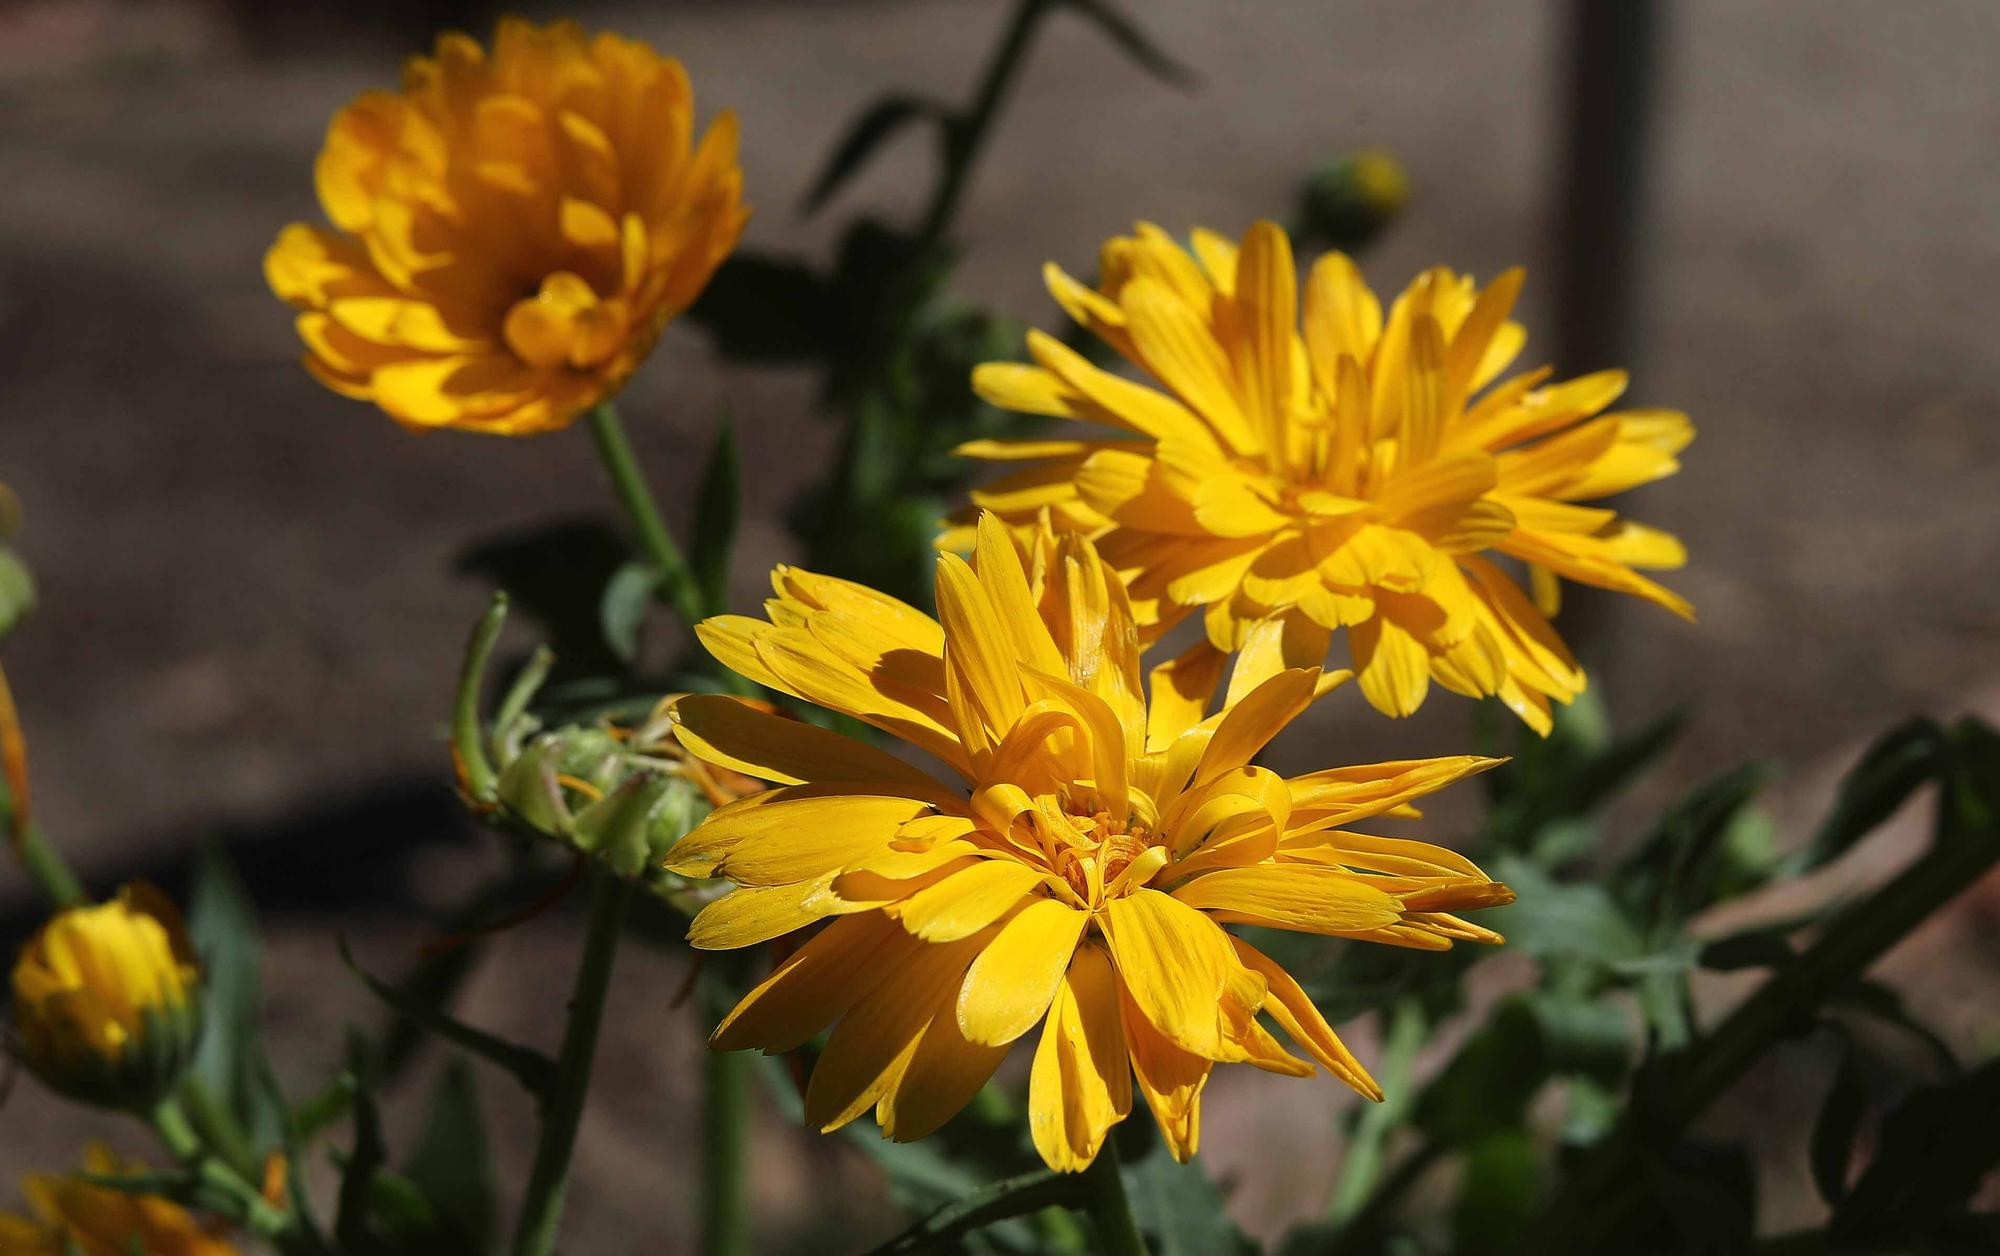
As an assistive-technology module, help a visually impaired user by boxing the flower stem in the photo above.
[1081,1139,1147,1256]
[700,1046,750,1256]
[17,820,83,907]
[151,1095,291,1236]
[585,403,706,629]
[1325,996,1424,1221]
[512,865,633,1256]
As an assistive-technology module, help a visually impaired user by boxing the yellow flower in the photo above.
[9,884,201,1109]
[667,515,1512,1171]
[0,1144,235,1256]
[266,18,748,436]
[956,221,1692,731]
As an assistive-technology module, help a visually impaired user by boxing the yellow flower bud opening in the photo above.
[9,883,202,1110]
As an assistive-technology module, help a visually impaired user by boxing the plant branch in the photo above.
[585,403,705,628]
[512,865,633,1256]
[1082,1139,1147,1256]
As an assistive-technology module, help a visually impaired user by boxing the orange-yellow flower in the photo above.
[266,19,747,436]
[0,1144,235,1256]
[667,515,1512,1171]
[955,221,1692,731]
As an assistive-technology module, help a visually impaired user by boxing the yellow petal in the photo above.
[804,932,987,1133]
[1229,937,1381,1100]
[957,898,1089,1045]
[890,860,1047,943]
[1351,612,1431,718]
[711,911,919,1052]
[1115,970,1210,1162]
[1171,865,1403,935]
[1194,666,1319,785]
[686,880,836,951]
[1101,889,1237,1056]
[665,789,934,883]
[1029,945,1133,1173]
[671,694,944,793]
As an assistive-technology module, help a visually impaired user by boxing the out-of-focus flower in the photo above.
[0,1144,235,1256]
[1296,149,1410,250]
[668,514,1511,1171]
[266,18,748,435]
[0,482,33,643]
[8,884,201,1109]
[954,220,1692,731]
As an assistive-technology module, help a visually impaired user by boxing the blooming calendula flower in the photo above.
[955,221,1692,731]
[667,515,1512,1171]
[266,19,748,435]
[0,1144,235,1256]
[9,884,202,1109]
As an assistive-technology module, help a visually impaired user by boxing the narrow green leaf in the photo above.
[803,95,947,214]
[337,937,555,1096]
[186,843,280,1151]
[334,1035,387,1253]
[1794,718,1945,874]
[1055,0,1199,88]
[692,414,741,617]
[1810,1033,1867,1206]
[403,1061,496,1253]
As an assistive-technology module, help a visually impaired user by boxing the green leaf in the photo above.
[803,95,948,214]
[1824,979,1960,1073]
[864,1169,1080,1255]
[1055,0,1199,88]
[1120,1145,1256,1256]
[692,414,741,617]
[1616,762,1772,925]
[1810,1033,1867,1207]
[1793,718,1946,874]
[403,1061,496,1253]
[186,843,280,1151]
[597,562,653,667]
[337,937,555,1096]
[1485,856,1647,968]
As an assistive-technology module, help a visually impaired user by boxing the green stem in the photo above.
[1081,1139,1146,1256]
[585,403,705,629]
[151,1096,290,1236]
[511,866,633,1256]
[700,1047,750,1256]
[177,1075,261,1182]
[18,821,83,907]
[451,593,508,802]
[917,0,1053,249]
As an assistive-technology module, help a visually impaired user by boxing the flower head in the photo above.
[0,1144,235,1256]
[668,515,1512,1171]
[956,221,1692,731]
[266,19,748,435]
[8,884,202,1109]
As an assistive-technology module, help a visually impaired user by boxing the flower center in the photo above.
[1049,809,1165,909]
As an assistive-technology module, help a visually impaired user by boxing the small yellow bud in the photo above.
[0,1143,236,1255]
[8,884,202,1110]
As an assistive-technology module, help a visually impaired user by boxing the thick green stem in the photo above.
[1538,815,2000,1247]
[585,403,705,629]
[1326,997,1425,1221]
[700,1047,750,1256]
[512,867,633,1256]
[1081,1139,1146,1256]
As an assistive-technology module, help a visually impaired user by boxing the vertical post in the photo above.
[1554,0,1662,377]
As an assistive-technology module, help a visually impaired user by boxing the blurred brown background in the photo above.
[2,0,1997,1248]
